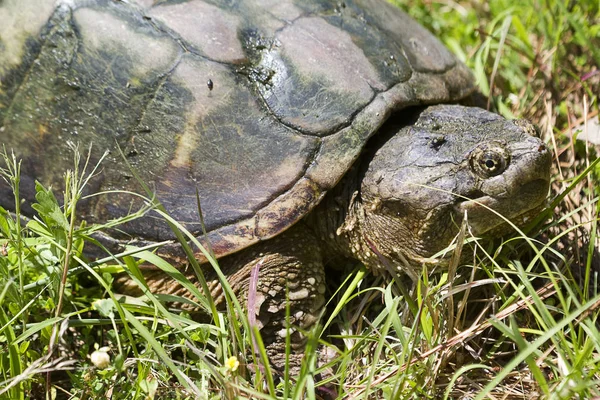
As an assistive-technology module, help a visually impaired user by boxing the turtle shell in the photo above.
[0,0,475,259]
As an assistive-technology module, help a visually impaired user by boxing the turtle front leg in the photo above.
[221,224,327,373]
[118,224,327,374]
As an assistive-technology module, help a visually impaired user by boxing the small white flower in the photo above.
[90,349,111,369]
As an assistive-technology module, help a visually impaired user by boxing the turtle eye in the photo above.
[480,152,503,173]
[470,143,509,178]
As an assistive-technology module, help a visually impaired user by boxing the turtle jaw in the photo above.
[456,177,550,236]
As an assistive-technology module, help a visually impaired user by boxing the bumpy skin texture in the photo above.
[0,0,551,373]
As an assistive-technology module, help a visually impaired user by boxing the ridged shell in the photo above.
[0,0,475,259]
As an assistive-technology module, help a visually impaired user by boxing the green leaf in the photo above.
[139,376,158,397]
[511,15,532,52]
[114,353,125,371]
[14,317,62,345]
[0,206,11,237]
[19,341,30,355]
[26,220,53,238]
[31,181,68,230]
[92,299,115,319]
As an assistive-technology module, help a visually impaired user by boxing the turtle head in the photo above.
[358,105,551,271]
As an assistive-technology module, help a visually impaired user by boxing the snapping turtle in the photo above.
[0,0,550,369]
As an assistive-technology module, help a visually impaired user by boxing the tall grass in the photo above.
[0,0,599,398]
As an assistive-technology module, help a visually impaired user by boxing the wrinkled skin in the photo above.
[0,0,551,374]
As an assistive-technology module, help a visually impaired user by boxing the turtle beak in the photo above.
[457,178,550,235]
